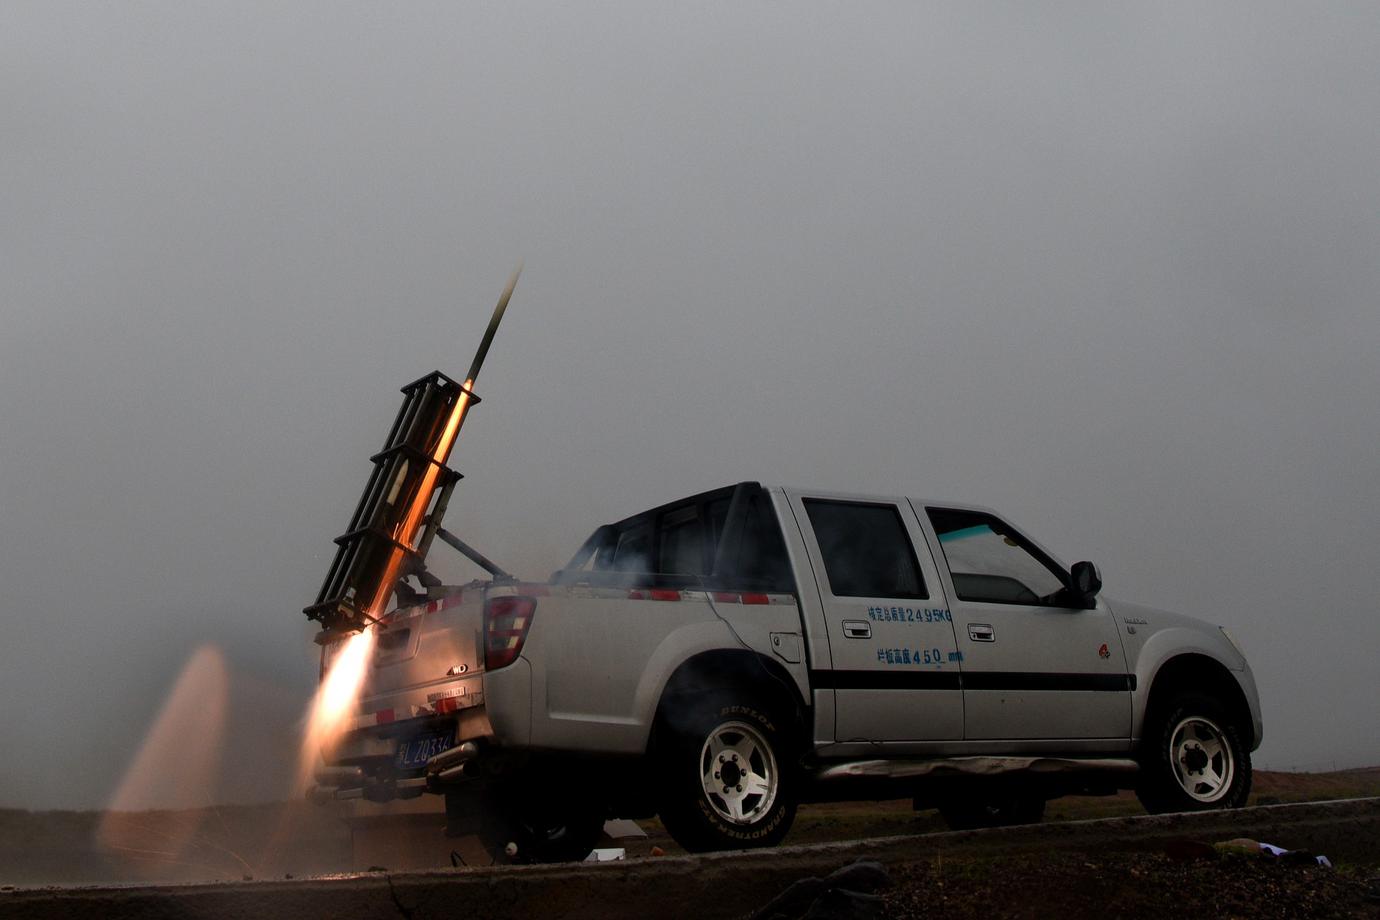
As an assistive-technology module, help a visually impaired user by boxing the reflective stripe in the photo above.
[810,670,1135,692]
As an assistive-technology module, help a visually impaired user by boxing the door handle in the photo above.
[842,620,872,639]
[968,623,996,642]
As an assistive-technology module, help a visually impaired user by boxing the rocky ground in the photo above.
[3,798,1379,920]
[630,766,1380,858]
[883,851,1380,920]
[2,770,1379,919]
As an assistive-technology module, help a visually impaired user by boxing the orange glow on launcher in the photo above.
[366,380,474,617]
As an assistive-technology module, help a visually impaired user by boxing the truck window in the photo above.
[562,483,794,593]
[659,505,706,575]
[803,499,926,599]
[706,496,730,550]
[925,508,1066,605]
[715,490,794,593]
[609,519,654,572]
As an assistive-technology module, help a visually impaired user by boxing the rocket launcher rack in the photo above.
[304,271,519,635]
[304,372,469,633]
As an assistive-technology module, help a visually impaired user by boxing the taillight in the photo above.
[484,596,536,671]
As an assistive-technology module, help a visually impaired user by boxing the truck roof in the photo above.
[602,481,1001,530]
[765,484,1002,518]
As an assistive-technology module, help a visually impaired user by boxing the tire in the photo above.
[1136,691,1252,814]
[655,695,799,852]
[939,795,1046,830]
[479,786,605,864]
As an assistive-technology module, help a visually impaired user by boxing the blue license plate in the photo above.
[394,733,452,770]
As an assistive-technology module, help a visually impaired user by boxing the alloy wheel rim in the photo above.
[698,720,778,825]
[1169,715,1235,803]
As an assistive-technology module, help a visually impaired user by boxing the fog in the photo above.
[2,2,1378,809]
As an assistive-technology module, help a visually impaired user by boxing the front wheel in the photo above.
[1137,692,1251,814]
[655,697,798,852]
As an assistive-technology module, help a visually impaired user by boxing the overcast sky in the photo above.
[2,2,1378,809]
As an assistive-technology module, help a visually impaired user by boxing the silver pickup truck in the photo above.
[314,481,1262,861]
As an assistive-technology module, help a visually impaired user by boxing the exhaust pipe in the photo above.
[427,740,480,775]
[314,765,364,787]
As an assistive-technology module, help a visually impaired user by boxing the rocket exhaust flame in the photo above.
[295,627,376,795]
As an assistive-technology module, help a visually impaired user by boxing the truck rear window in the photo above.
[563,483,795,593]
[659,506,706,575]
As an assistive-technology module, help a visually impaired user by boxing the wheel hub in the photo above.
[698,720,779,825]
[1168,715,1235,804]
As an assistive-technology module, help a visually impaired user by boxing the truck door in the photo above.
[917,505,1131,743]
[787,491,963,742]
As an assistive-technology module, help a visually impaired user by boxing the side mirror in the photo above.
[1069,561,1102,608]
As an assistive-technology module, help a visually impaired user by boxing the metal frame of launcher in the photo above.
[303,270,520,637]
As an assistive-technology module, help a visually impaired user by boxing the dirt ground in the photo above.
[630,766,1380,858]
[884,850,1380,919]
[2,767,1379,920]
[3,798,1379,920]
[2,800,1380,920]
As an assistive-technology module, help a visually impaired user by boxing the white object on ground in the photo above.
[602,819,648,839]
[585,848,626,862]
[1259,841,1331,867]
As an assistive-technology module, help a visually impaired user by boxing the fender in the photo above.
[629,617,746,751]
[1119,600,1261,749]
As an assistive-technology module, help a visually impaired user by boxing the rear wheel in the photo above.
[655,696,798,852]
[479,785,604,864]
[939,795,1045,830]
[1137,691,1251,814]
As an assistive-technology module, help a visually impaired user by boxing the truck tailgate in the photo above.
[356,591,487,724]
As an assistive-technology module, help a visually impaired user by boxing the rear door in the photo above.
[787,491,963,742]
[918,505,1131,743]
